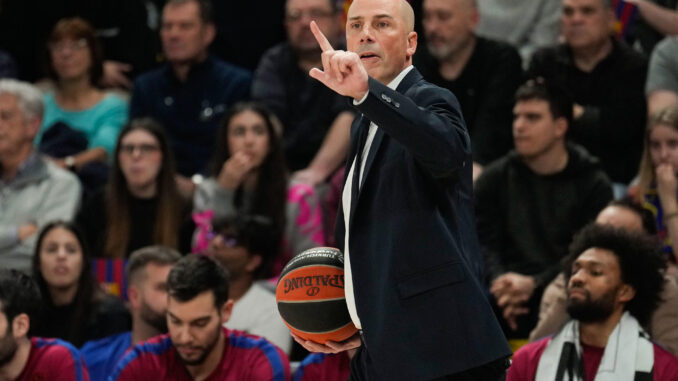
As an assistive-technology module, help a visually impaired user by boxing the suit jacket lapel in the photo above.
[348,69,422,231]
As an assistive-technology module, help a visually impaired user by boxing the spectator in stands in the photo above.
[528,0,648,189]
[38,18,128,193]
[0,79,81,274]
[475,79,612,337]
[205,216,292,354]
[475,0,561,64]
[77,118,194,258]
[130,0,251,184]
[416,0,523,179]
[30,221,130,348]
[530,199,678,355]
[110,254,290,380]
[80,245,181,381]
[0,269,90,380]
[0,0,158,86]
[507,224,678,380]
[252,0,354,185]
[632,105,678,274]
[646,36,678,115]
[193,102,324,276]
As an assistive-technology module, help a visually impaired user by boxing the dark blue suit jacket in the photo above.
[335,68,511,381]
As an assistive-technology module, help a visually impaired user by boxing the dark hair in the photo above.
[212,215,278,279]
[515,78,574,128]
[126,245,182,285]
[105,118,186,258]
[607,198,658,235]
[211,102,288,257]
[168,255,229,308]
[0,269,42,329]
[32,221,101,342]
[165,0,214,23]
[46,17,104,85]
[564,224,666,326]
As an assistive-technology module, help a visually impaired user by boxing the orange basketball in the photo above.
[276,247,358,344]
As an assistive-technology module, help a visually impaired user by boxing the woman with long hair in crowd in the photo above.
[37,17,127,179]
[193,101,324,277]
[31,221,130,347]
[76,118,194,258]
[633,104,678,275]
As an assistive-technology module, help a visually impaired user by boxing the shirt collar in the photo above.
[164,55,214,83]
[0,150,40,185]
[387,65,414,90]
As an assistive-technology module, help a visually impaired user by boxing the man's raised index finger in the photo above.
[310,20,334,52]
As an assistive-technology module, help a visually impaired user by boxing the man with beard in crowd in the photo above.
[80,246,181,380]
[0,269,89,380]
[110,254,289,381]
[508,224,678,380]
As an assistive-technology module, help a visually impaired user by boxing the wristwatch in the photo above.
[64,156,76,169]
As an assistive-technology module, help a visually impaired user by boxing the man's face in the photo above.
[422,0,477,61]
[566,248,628,323]
[167,291,230,366]
[0,93,37,159]
[0,311,17,368]
[286,0,340,54]
[160,1,214,65]
[346,0,417,84]
[512,99,566,161]
[138,263,173,333]
[208,233,252,281]
[562,0,614,51]
[649,124,678,172]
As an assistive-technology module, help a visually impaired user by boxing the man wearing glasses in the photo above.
[204,216,292,355]
[0,79,81,275]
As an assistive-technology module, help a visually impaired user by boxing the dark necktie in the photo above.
[350,121,370,222]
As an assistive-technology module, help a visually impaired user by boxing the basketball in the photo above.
[276,247,358,344]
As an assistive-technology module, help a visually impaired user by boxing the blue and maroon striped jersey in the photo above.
[109,327,290,381]
[17,337,89,381]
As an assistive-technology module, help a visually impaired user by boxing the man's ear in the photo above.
[203,23,216,47]
[618,284,636,304]
[245,254,262,274]
[406,31,418,59]
[25,116,41,140]
[468,8,480,31]
[128,285,141,310]
[12,313,30,338]
[555,117,568,139]
[220,300,235,324]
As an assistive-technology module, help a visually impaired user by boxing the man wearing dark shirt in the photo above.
[508,224,678,381]
[130,0,251,179]
[0,270,89,381]
[528,0,648,186]
[252,0,354,184]
[416,0,523,178]
[476,80,612,337]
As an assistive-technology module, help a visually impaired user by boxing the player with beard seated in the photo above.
[110,254,290,381]
[508,224,678,380]
[0,269,89,381]
[80,246,181,381]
